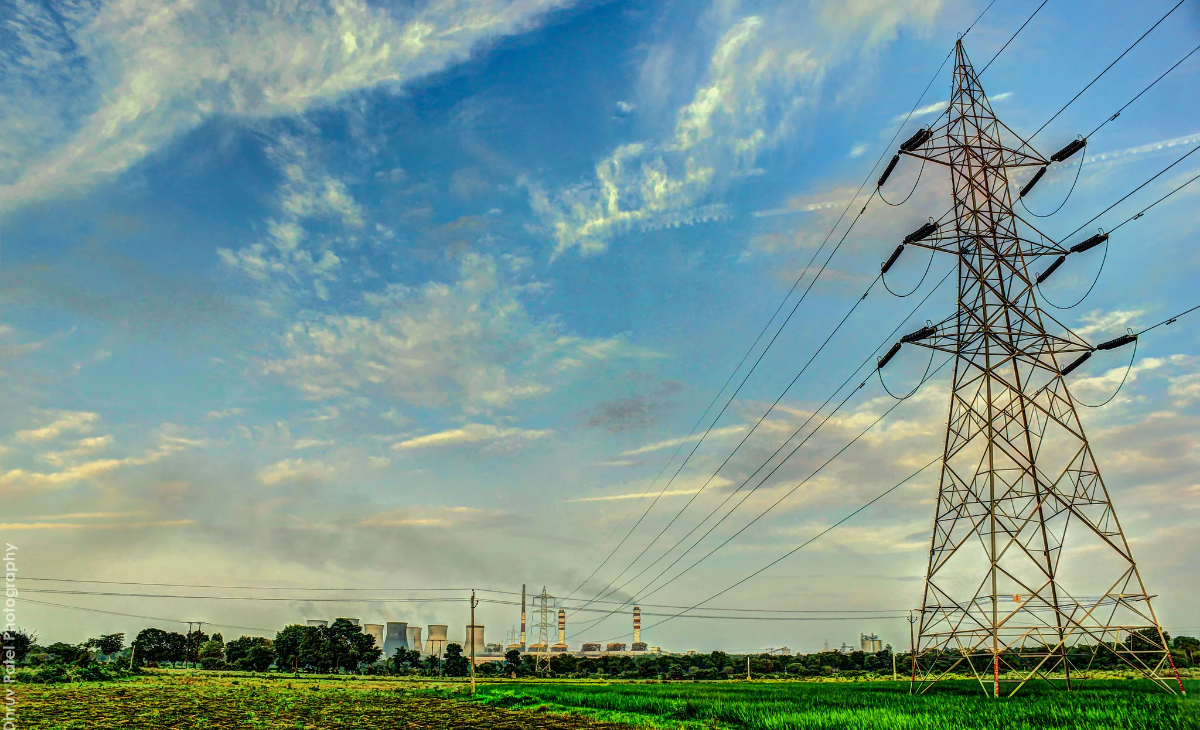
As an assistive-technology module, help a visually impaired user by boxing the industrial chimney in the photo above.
[520,583,527,650]
[631,606,646,651]
[552,609,568,652]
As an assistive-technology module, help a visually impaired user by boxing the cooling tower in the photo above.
[406,626,422,653]
[425,624,449,657]
[383,622,409,660]
[337,617,361,626]
[465,625,485,656]
[306,619,328,628]
[363,623,385,653]
[633,606,641,644]
[606,642,627,652]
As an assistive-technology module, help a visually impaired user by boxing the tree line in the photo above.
[9,622,1198,680]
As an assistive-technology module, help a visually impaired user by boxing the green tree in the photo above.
[443,643,470,677]
[422,653,442,675]
[198,636,226,669]
[227,636,276,671]
[390,647,421,673]
[44,642,85,664]
[274,625,312,671]
[322,618,382,670]
[4,628,37,663]
[133,628,188,665]
[504,648,522,677]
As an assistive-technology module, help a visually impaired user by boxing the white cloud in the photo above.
[15,410,100,443]
[392,423,551,451]
[218,134,363,301]
[1,430,199,493]
[0,0,575,212]
[1073,308,1147,339]
[37,435,115,467]
[360,505,500,528]
[262,252,643,412]
[567,488,701,503]
[258,457,334,486]
[529,0,944,256]
[620,425,746,456]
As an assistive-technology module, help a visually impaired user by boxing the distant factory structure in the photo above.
[860,633,883,652]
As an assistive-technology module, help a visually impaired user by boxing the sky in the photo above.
[2,0,1199,654]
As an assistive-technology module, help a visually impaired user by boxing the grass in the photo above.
[15,672,1198,729]
[456,677,1200,729]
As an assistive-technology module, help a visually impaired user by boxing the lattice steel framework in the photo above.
[533,587,555,674]
[897,41,1182,697]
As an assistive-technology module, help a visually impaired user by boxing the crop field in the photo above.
[13,674,628,730]
[457,678,1200,730]
[15,673,1198,729]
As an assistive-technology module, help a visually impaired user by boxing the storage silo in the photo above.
[306,619,328,627]
[406,626,423,654]
[363,623,385,652]
[426,624,449,657]
[383,622,409,660]
[860,633,883,652]
[465,625,485,656]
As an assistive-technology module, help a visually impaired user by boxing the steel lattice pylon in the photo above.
[896,41,1183,697]
[533,587,555,674]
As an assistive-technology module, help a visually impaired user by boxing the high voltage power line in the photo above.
[1028,0,1192,142]
[564,0,1199,650]
[565,0,1009,618]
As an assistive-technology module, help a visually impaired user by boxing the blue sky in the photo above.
[2,0,1199,652]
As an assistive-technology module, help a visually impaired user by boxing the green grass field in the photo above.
[457,677,1200,730]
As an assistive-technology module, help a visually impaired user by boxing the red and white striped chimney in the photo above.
[557,609,566,645]
[633,606,641,644]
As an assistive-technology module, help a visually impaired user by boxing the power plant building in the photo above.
[860,633,883,652]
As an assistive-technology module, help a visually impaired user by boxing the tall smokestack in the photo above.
[557,609,566,645]
[633,606,641,644]
[520,583,527,649]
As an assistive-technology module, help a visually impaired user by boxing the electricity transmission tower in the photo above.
[889,41,1182,697]
[533,587,554,674]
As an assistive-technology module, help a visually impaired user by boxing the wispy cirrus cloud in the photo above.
[0,0,576,213]
[15,409,100,443]
[261,252,645,413]
[393,423,551,451]
[528,0,945,256]
[620,424,746,456]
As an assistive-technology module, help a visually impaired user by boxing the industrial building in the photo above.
[860,633,883,652]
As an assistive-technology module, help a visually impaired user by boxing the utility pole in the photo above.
[469,589,478,696]
[883,39,1180,697]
